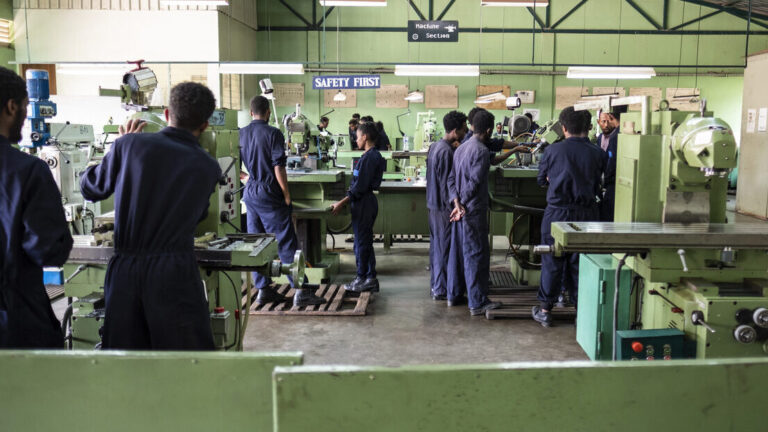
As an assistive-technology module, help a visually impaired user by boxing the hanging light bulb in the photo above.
[333,90,347,102]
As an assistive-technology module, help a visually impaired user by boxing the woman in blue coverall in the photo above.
[330,122,386,293]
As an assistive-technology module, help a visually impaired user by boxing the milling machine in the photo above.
[543,96,768,359]
[59,63,304,350]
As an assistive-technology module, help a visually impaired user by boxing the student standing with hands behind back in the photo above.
[330,122,386,293]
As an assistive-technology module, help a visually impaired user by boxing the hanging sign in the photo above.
[408,20,459,42]
[312,75,381,90]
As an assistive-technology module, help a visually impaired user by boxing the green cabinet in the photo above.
[576,254,634,360]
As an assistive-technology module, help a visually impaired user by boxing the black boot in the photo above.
[344,276,364,292]
[256,287,286,306]
[354,278,379,293]
[293,288,327,307]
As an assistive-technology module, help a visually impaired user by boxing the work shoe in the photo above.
[293,288,327,307]
[344,277,364,291]
[348,277,379,293]
[556,292,566,308]
[431,293,447,301]
[255,287,286,305]
[447,296,467,307]
[470,301,502,316]
[532,306,553,327]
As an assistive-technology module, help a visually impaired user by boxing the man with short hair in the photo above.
[318,116,330,133]
[0,67,73,348]
[447,110,503,316]
[426,110,468,303]
[349,119,359,149]
[240,96,325,308]
[597,110,621,221]
[81,82,221,349]
[532,107,606,327]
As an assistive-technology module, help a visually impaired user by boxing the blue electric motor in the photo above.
[24,69,57,147]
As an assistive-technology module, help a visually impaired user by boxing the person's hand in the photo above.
[512,145,531,153]
[285,195,292,207]
[240,171,249,183]
[330,201,344,216]
[449,204,465,222]
[118,119,147,136]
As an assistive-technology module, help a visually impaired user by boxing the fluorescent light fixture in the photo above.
[395,64,479,77]
[319,0,386,6]
[333,90,347,102]
[567,67,656,79]
[161,0,228,6]
[481,0,548,6]
[404,90,424,103]
[474,91,506,104]
[218,63,304,75]
[56,63,131,76]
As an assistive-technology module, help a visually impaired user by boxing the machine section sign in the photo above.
[312,75,381,90]
[408,20,459,42]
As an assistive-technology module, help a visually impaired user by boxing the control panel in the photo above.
[616,329,686,361]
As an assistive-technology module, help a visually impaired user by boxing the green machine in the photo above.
[60,65,305,350]
[546,95,768,359]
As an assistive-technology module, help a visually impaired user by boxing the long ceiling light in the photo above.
[160,0,228,6]
[567,67,656,79]
[218,63,304,75]
[319,0,386,6]
[57,63,132,76]
[395,64,479,77]
[481,0,548,6]
[404,90,424,103]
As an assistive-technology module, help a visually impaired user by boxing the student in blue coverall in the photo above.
[0,67,73,348]
[597,110,621,221]
[533,107,607,327]
[348,119,359,150]
[80,83,220,349]
[330,122,386,293]
[447,110,503,316]
[240,96,325,308]
[426,111,468,303]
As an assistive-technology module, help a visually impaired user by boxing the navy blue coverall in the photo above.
[376,129,390,151]
[537,136,607,309]
[81,127,220,350]
[599,128,619,221]
[0,135,73,348]
[349,148,385,280]
[426,139,456,298]
[447,136,492,310]
[240,120,302,289]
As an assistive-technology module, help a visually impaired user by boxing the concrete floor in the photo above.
[242,238,587,366]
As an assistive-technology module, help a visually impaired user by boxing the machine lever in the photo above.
[691,311,716,333]
[677,249,689,272]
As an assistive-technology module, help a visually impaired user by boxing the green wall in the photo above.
[243,0,765,140]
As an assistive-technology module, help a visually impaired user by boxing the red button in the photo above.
[214,307,226,313]
[631,341,644,353]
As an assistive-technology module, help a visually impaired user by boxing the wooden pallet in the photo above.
[46,285,65,301]
[243,284,373,316]
[486,271,576,320]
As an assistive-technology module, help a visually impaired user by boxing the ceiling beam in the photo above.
[624,0,663,30]
[550,0,589,29]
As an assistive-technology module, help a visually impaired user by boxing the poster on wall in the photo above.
[747,109,757,134]
[523,109,540,121]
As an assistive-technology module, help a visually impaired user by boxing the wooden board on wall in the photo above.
[273,83,304,107]
[666,88,701,111]
[375,85,408,108]
[628,87,663,111]
[425,85,458,109]
[555,87,590,109]
[476,85,510,110]
[324,89,357,108]
[592,87,625,97]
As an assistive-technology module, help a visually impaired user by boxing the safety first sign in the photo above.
[312,75,381,90]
